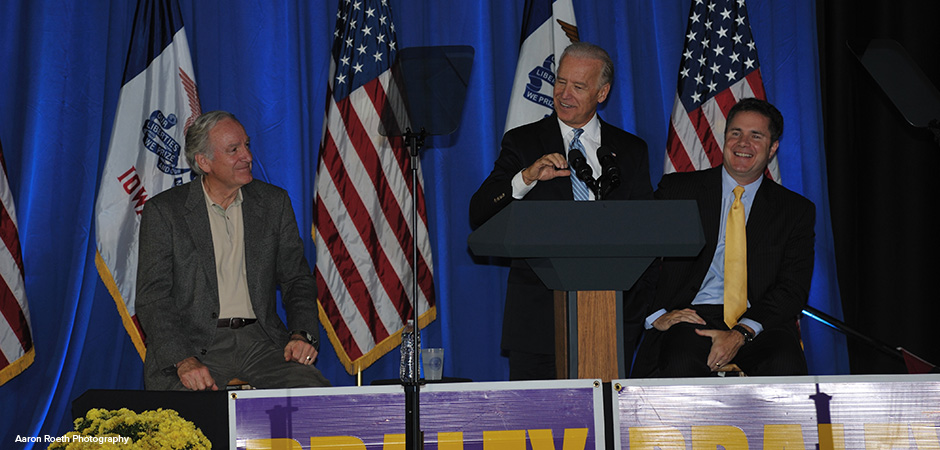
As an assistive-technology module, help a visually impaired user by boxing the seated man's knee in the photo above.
[658,325,712,377]
[760,346,807,376]
[740,329,807,376]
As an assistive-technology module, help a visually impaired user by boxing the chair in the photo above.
[226,378,253,390]
[716,363,746,377]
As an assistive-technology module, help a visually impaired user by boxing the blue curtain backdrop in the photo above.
[0,0,846,442]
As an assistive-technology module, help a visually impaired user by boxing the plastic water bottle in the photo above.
[399,320,419,382]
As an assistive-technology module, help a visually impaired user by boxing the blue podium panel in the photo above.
[229,379,605,450]
[613,374,940,450]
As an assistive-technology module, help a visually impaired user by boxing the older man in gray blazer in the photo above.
[137,111,329,390]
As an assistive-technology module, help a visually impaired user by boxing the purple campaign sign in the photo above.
[230,379,604,450]
[614,374,940,450]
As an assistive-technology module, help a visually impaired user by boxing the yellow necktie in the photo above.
[724,186,747,328]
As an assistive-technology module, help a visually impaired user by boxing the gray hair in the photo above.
[559,42,614,88]
[185,110,239,176]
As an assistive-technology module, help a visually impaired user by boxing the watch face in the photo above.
[292,331,313,342]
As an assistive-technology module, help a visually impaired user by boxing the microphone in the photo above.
[567,148,595,188]
[596,146,621,191]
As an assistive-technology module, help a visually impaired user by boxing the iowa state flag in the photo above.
[504,0,579,134]
[94,0,200,358]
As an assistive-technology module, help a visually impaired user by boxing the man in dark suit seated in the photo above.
[631,98,814,378]
[137,111,330,390]
[469,42,653,380]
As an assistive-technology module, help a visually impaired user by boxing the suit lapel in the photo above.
[540,114,565,154]
[183,178,219,303]
[598,118,614,153]
[534,116,572,200]
[745,176,778,248]
[597,118,629,200]
[240,181,266,302]
[700,168,724,247]
[684,168,724,280]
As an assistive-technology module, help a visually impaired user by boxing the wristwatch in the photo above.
[732,325,754,343]
[290,330,319,350]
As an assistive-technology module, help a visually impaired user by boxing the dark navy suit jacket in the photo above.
[631,166,815,376]
[469,114,653,354]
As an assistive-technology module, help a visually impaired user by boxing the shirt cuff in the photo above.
[511,170,535,199]
[644,309,667,330]
[738,318,763,336]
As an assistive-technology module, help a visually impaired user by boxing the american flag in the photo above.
[0,139,34,385]
[665,0,779,181]
[315,0,436,375]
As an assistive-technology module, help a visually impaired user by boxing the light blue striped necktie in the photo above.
[569,128,591,201]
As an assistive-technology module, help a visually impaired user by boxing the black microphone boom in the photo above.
[597,146,620,186]
[567,149,596,192]
[596,146,621,199]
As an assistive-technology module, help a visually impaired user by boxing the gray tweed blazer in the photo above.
[136,177,318,386]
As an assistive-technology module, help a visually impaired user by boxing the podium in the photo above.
[468,200,704,380]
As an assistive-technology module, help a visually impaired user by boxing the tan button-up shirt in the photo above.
[201,180,254,319]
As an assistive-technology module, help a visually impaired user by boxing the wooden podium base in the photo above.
[554,290,624,381]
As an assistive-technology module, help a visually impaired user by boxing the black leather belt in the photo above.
[218,318,257,329]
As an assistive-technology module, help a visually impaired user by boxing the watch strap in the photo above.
[290,330,319,350]
[732,324,754,343]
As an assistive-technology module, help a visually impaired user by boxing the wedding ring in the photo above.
[305,356,312,361]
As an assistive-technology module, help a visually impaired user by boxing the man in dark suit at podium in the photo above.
[632,98,814,377]
[469,42,653,380]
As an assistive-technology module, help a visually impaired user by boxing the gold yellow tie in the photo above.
[724,185,747,328]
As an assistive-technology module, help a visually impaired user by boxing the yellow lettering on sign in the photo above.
[691,425,747,450]
[483,430,527,450]
[866,423,940,450]
[763,424,805,450]
[527,428,588,450]
[561,428,589,450]
[384,433,405,450]
[865,423,910,449]
[817,423,846,450]
[248,438,302,450]
[310,435,368,450]
[439,432,465,450]
[629,426,685,449]
[528,429,556,450]
[910,423,940,449]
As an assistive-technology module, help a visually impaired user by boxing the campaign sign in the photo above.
[613,374,940,450]
[229,379,604,450]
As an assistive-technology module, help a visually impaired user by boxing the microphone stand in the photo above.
[379,45,472,450]
[403,127,426,450]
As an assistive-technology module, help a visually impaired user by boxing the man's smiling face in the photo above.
[722,110,779,185]
[553,55,610,129]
